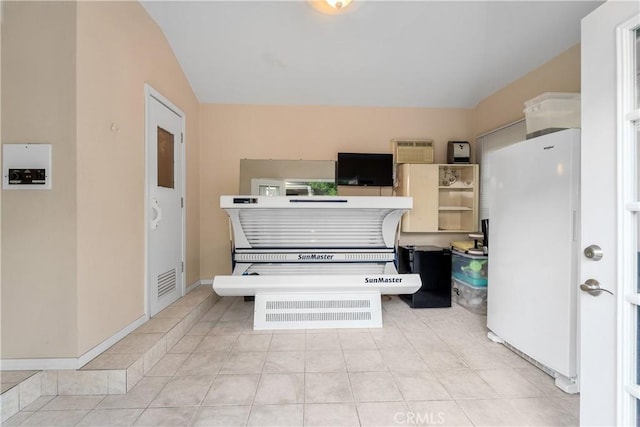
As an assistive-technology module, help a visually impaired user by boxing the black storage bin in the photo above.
[397,245,452,308]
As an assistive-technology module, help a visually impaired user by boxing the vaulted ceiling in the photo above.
[141,1,602,108]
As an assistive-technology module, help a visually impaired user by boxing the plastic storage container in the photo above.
[452,278,487,314]
[451,251,488,287]
[523,92,581,137]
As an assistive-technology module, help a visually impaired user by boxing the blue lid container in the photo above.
[451,251,488,287]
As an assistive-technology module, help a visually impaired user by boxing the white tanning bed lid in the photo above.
[220,195,412,250]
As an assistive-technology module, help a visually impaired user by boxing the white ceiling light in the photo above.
[326,0,352,9]
[309,0,355,15]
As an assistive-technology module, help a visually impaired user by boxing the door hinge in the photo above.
[181,261,184,273]
[181,197,184,208]
[181,133,184,143]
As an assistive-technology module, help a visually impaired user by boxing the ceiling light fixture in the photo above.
[325,0,352,9]
[309,0,356,15]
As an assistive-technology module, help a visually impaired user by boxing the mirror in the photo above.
[239,159,336,195]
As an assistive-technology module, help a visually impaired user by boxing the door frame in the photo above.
[617,13,640,425]
[144,84,186,316]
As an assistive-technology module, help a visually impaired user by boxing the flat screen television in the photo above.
[336,152,393,186]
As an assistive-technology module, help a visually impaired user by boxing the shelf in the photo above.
[439,206,473,211]
[439,186,474,190]
[397,163,478,233]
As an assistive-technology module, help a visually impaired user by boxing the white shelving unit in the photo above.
[396,163,479,233]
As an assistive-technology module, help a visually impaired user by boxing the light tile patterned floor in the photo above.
[2,296,579,426]
[1,372,39,395]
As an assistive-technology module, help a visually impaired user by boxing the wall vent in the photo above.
[157,268,176,298]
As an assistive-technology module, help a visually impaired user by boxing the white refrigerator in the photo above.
[487,128,580,392]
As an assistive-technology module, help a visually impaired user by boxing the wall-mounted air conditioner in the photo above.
[391,139,434,164]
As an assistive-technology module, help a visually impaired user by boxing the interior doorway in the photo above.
[145,85,185,316]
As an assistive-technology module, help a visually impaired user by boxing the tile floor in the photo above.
[1,372,39,395]
[2,296,579,426]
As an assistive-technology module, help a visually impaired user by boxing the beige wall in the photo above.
[1,1,79,358]
[1,1,200,359]
[76,1,201,355]
[200,104,474,278]
[0,1,582,360]
[474,44,581,136]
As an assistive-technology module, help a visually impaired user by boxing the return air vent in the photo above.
[392,139,434,164]
[157,268,176,298]
[254,292,382,330]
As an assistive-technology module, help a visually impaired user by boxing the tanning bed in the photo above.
[212,195,421,330]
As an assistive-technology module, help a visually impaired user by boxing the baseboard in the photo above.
[83,281,211,370]
[77,314,148,368]
[186,279,209,293]
[0,314,149,371]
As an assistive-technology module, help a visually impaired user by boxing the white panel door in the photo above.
[580,2,639,425]
[146,86,185,316]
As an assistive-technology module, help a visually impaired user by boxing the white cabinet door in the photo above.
[397,164,438,232]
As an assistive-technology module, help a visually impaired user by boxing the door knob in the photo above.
[584,244,604,261]
[580,278,613,296]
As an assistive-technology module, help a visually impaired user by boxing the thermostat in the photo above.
[3,144,52,190]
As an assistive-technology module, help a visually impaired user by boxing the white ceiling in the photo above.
[141,1,602,108]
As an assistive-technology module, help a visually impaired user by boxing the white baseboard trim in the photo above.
[186,279,206,294]
[0,314,149,371]
[77,314,148,368]
[199,279,213,286]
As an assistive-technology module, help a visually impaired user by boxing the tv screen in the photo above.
[337,153,393,186]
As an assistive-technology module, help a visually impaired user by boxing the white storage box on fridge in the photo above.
[523,92,581,137]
